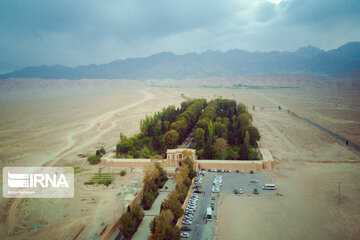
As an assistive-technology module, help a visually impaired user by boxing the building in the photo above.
[166,148,196,167]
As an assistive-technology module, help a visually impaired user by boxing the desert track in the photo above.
[5,89,155,236]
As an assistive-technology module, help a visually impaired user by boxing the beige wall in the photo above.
[196,160,264,172]
[101,148,274,171]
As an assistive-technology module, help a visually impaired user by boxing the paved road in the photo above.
[186,172,213,240]
[111,180,176,240]
[131,180,176,240]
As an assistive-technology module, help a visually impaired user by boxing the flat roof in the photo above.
[104,158,151,163]
[166,148,196,153]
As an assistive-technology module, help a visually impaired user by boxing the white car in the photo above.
[212,186,220,193]
[180,232,190,238]
[239,188,244,194]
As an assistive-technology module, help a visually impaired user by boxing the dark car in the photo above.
[236,170,240,173]
[234,189,239,194]
[181,226,192,231]
[250,170,254,174]
[253,188,259,194]
[217,169,221,172]
[211,196,215,200]
[194,190,203,194]
[208,169,211,172]
[211,205,215,210]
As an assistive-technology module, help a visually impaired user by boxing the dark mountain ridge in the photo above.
[1,42,360,80]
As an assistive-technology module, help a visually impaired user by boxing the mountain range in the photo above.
[1,42,360,80]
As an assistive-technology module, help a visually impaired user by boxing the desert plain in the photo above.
[0,77,359,239]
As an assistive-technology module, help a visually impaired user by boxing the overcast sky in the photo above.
[1,0,360,73]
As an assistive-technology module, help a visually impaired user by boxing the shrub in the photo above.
[120,170,127,176]
[87,155,100,164]
[99,146,106,155]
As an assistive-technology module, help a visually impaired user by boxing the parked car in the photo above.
[211,196,215,200]
[253,188,259,194]
[211,205,215,210]
[240,170,245,174]
[250,170,254,174]
[212,186,219,193]
[234,189,239,194]
[239,188,244,194]
[250,179,258,183]
[236,170,240,173]
[180,232,190,238]
[181,226,192,231]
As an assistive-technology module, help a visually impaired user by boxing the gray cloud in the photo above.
[0,0,359,74]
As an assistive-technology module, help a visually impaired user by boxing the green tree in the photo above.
[141,191,156,210]
[162,192,184,222]
[119,211,136,238]
[163,130,180,150]
[131,203,145,224]
[170,120,187,140]
[193,128,205,150]
[196,118,210,131]
[213,138,228,159]
[149,215,159,234]
[149,210,178,240]
[244,130,250,146]
[213,121,228,140]
[237,103,247,114]
[239,143,249,160]
[248,126,261,147]
[140,146,151,158]
[183,153,196,180]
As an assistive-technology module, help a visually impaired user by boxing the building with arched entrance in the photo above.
[166,148,196,167]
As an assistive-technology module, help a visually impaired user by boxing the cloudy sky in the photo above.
[0,0,359,73]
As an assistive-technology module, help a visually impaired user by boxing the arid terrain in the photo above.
[0,78,359,239]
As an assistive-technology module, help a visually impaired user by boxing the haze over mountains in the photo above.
[1,42,360,80]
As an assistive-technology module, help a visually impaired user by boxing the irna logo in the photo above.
[8,172,69,188]
[3,167,74,198]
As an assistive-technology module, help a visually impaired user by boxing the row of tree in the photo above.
[141,156,168,210]
[149,150,196,240]
[118,156,167,239]
[192,99,261,160]
[116,99,206,158]
[116,98,261,161]
[163,99,206,150]
[118,203,144,239]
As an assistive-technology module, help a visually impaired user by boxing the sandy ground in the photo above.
[0,78,359,239]
[216,161,360,240]
[215,90,360,239]
[0,79,185,239]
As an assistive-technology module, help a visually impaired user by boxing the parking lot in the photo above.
[219,171,277,195]
[180,169,276,239]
